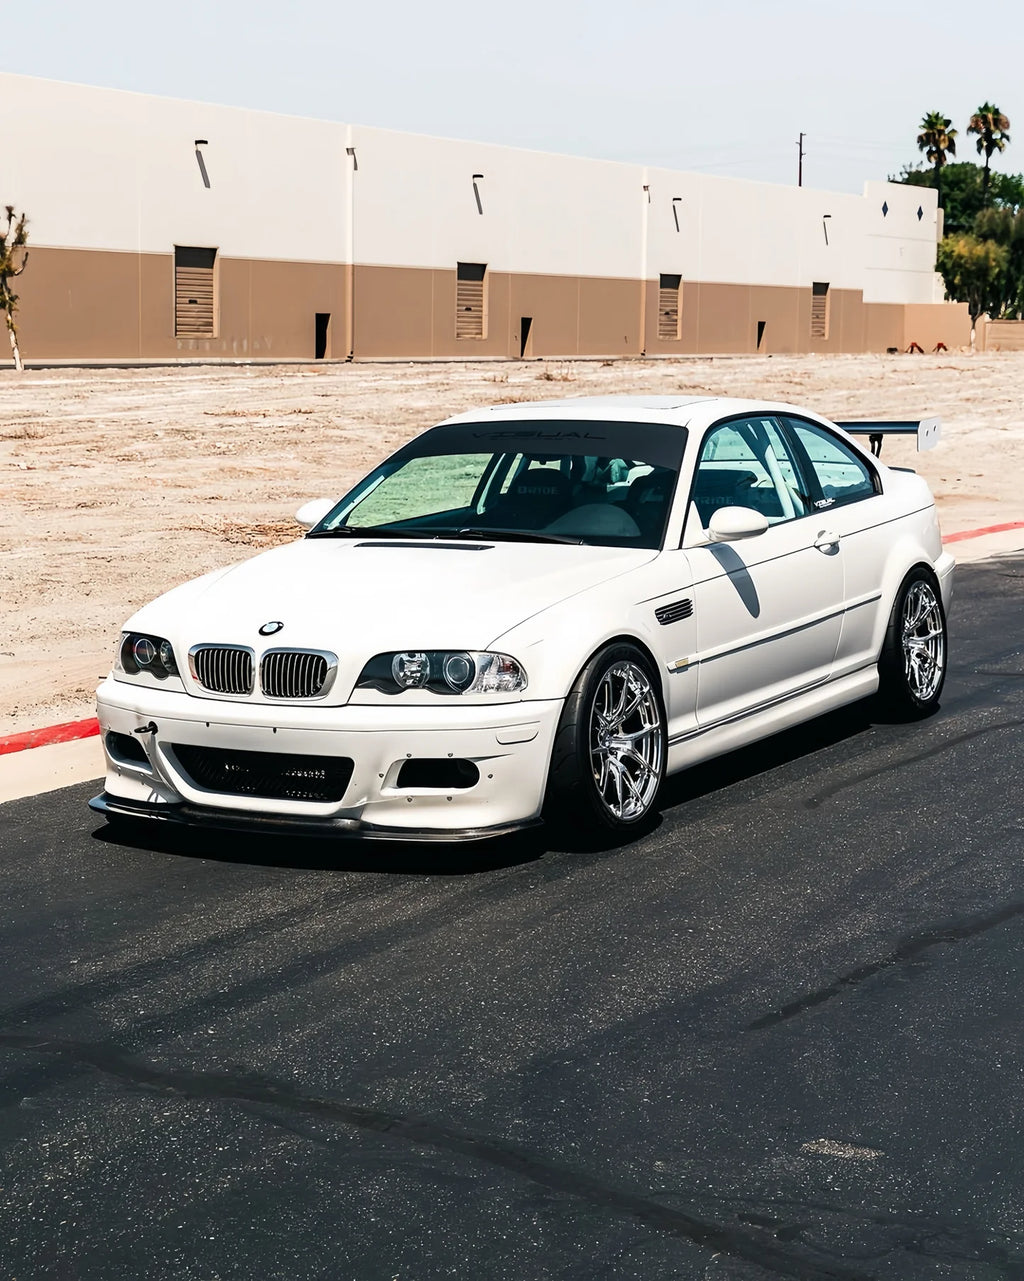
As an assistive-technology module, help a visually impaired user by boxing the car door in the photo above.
[779,415,889,677]
[685,414,846,729]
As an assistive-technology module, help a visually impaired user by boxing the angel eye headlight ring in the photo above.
[118,632,179,679]
[359,651,526,695]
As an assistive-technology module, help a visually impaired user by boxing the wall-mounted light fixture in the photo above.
[822,213,832,245]
[472,173,484,215]
[642,183,651,203]
[672,196,682,233]
[194,139,210,189]
[346,146,358,170]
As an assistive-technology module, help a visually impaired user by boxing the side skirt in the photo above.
[666,666,879,776]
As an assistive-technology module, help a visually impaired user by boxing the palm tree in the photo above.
[917,111,958,208]
[968,102,1011,205]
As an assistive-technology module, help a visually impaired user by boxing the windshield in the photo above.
[309,419,687,549]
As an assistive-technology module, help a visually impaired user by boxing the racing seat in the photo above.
[692,468,779,527]
[490,465,574,529]
[624,469,674,542]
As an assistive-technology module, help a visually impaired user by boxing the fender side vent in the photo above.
[655,598,694,626]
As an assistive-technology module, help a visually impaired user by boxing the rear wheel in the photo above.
[545,643,666,837]
[877,569,947,718]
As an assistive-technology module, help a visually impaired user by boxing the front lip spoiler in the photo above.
[88,792,541,844]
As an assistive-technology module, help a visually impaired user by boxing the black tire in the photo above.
[544,643,666,837]
[876,567,947,719]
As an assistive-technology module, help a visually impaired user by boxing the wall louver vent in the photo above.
[175,246,217,338]
[456,262,487,339]
[658,273,682,340]
[810,281,830,340]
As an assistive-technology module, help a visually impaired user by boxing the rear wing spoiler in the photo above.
[835,417,941,456]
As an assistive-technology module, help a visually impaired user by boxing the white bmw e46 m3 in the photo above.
[91,396,953,842]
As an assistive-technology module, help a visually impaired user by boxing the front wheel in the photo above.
[545,643,666,837]
[876,569,947,719]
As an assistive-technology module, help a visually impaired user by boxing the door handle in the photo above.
[814,529,840,551]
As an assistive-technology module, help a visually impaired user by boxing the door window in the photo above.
[692,417,813,529]
[784,418,878,508]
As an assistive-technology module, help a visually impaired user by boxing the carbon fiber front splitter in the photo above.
[88,792,542,843]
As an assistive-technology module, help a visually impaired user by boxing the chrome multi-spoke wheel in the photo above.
[901,580,945,703]
[878,570,947,718]
[545,643,666,837]
[589,661,663,822]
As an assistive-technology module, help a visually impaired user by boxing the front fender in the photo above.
[489,552,694,703]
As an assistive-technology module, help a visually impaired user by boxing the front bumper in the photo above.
[935,549,956,611]
[94,677,563,840]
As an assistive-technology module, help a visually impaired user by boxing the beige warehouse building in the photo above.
[3,72,969,362]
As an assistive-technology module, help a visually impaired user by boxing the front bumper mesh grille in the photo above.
[260,649,333,699]
[190,646,254,695]
[172,744,354,803]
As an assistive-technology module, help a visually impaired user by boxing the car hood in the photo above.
[128,537,658,653]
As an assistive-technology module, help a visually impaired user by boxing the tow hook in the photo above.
[133,721,158,736]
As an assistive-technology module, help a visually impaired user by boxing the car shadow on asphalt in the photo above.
[89,817,547,876]
[658,699,880,812]
[88,698,898,875]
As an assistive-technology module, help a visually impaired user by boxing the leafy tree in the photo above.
[973,205,1024,316]
[936,233,1009,341]
[916,111,958,207]
[0,206,29,371]
[893,162,1024,234]
[967,103,1011,204]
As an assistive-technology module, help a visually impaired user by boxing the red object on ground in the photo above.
[944,521,1024,544]
[0,717,101,757]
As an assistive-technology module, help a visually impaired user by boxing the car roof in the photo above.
[439,394,823,429]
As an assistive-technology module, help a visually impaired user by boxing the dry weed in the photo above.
[0,422,45,439]
[179,518,300,548]
[536,364,576,383]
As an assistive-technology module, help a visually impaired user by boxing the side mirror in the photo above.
[708,505,769,543]
[295,498,336,529]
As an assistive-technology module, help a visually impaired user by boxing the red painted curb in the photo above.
[944,520,1024,544]
[0,718,101,757]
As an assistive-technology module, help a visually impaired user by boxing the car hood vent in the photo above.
[355,541,493,551]
[655,598,694,626]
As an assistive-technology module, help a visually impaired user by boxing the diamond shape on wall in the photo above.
[917,205,924,220]
[882,201,889,217]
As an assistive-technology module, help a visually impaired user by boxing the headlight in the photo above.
[116,632,179,679]
[358,651,527,695]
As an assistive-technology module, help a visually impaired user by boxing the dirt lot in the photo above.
[1,352,1021,735]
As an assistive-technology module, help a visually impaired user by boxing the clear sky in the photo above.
[6,0,1021,194]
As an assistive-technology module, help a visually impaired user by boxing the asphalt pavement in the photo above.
[1,555,1022,1281]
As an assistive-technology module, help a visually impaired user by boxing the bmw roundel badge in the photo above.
[259,621,284,636]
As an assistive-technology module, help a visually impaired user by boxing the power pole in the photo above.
[797,132,805,187]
